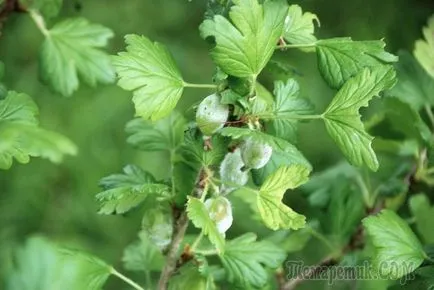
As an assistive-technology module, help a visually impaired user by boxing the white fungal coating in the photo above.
[142,209,173,250]
[196,93,229,136]
[204,196,233,234]
[219,149,249,191]
[240,138,273,169]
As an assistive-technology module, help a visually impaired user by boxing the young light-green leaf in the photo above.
[122,230,165,272]
[362,209,426,279]
[219,126,302,152]
[0,90,38,125]
[219,233,286,287]
[388,51,434,110]
[186,197,225,253]
[414,15,434,79]
[126,111,187,151]
[113,34,184,121]
[6,236,111,290]
[251,145,312,186]
[261,79,314,143]
[0,91,77,169]
[283,5,319,45]
[200,0,287,78]
[409,194,434,244]
[316,38,398,89]
[20,0,63,19]
[257,165,309,230]
[323,66,397,171]
[383,98,432,145]
[168,262,215,290]
[96,165,171,214]
[40,18,115,96]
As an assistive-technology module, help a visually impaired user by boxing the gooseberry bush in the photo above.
[2,0,434,289]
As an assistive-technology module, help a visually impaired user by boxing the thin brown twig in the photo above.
[157,210,189,290]
[282,255,337,290]
[0,0,26,31]
[158,168,208,289]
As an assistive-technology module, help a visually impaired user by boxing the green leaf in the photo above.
[409,194,434,244]
[186,197,225,253]
[0,91,38,125]
[262,79,314,143]
[122,230,165,272]
[0,124,78,169]
[325,181,364,246]
[373,138,419,158]
[20,0,63,19]
[0,91,77,169]
[257,165,309,230]
[283,5,319,45]
[173,130,229,205]
[200,0,287,78]
[40,18,115,96]
[219,233,286,287]
[387,51,434,110]
[414,15,434,79]
[316,38,398,89]
[251,145,312,186]
[362,209,426,279]
[177,129,228,168]
[126,111,187,151]
[389,266,434,290]
[113,34,184,120]
[6,236,111,290]
[96,165,171,214]
[302,162,358,207]
[323,66,397,171]
[57,249,111,290]
[219,126,304,153]
[266,221,317,253]
[383,98,432,145]
[169,262,216,290]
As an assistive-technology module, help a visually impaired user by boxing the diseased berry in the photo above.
[141,207,173,251]
[240,138,272,169]
[219,148,249,192]
[204,196,233,234]
[196,93,229,136]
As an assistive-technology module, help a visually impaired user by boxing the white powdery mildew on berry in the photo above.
[204,196,233,234]
[196,93,229,136]
[240,138,273,169]
[219,148,249,193]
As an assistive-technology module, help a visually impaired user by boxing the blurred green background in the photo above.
[0,0,433,289]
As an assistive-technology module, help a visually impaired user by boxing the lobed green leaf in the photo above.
[323,66,397,171]
[113,34,184,120]
[40,18,115,96]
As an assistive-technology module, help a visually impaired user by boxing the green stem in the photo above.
[211,177,257,196]
[276,43,317,50]
[307,226,336,254]
[145,271,152,289]
[249,75,257,97]
[170,150,177,198]
[111,268,145,290]
[258,114,323,121]
[425,104,434,130]
[29,10,49,37]
[426,167,434,175]
[190,231,204,252]
[195,248,219,256]
[356,175,372,208]
[183,82,217,89]
[423,252,434,263]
